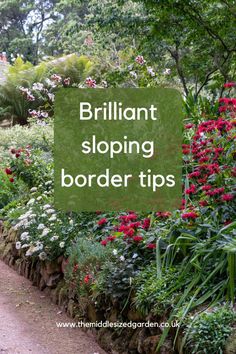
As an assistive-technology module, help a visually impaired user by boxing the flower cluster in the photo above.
[182,93,235,223]
[98,212,156,250]
[19,86,35,101]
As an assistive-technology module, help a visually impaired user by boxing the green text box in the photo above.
[54,88,183,211]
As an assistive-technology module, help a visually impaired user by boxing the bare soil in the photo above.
[0,260,107,354]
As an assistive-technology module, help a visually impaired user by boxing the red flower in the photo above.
[100,239,108,246]
[5,168,12,175]
[84,274,92,284]
[184,123,194,129]
[125,228,135,237]
[133,235,143,242]
[142,218,150,230]
[199,200,208,207]
[9,177,14,183]
[129,221,141,229]
[73,264,79,273]
[183,149,190,155]
[199,156,209,163]
[107,235,116,242]
[118,224,129,233]
[97,218,107,226]
[188,171,200,178]
[219,106,228,113]
[146,243,156,249]
[224,82,236,88]
[206,187,225,196]
[185,184,196,195]
[182,212,198,219]
[156,211,171,218]
[221,193,234,202]
[119,213,138,224]
[197,178,207,184]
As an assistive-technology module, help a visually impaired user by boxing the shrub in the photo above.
[0,124,53,153]
[0,57,48,124]
[64,238,111,298]
[134,265,188,316]
[184,306,235,354]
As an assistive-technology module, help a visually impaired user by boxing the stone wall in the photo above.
[0,226,235,354]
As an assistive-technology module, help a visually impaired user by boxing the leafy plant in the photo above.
[183,306,235,354]
[64,237,111,297]
[134,265,184,316]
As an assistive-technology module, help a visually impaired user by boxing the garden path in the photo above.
[0,260,107,354]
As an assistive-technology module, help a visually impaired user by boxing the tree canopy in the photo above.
[0,0,235,96]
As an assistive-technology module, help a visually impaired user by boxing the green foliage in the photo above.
[0,57,48,124]
[48,54,95,84]
[96,258,138,303]
[183,90,219,122]
[9,148,53,188]
[0,124,53,152]
[0,55,96,124]
[134,265,184,316]
[0,169,16,209]
[64,237,111,297]
[0,0,56,63]
[184,306,235,354]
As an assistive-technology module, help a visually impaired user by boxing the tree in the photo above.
[127,0,236,97]
[88,0,236,97]
[0,0,56,63]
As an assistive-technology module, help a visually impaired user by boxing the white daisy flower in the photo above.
[37,224,45,230]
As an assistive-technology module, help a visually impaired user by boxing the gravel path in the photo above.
[0,260,107,354]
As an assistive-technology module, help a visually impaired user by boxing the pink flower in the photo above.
[84,274,92,284]
[199,200,208,207]
[188,171,200,178]
[51,74,62,83]
[146,243,156,249]
[124,228,135,237]
[185,123,195,129]
[142,218,150,230]
[26,93,35,101]
[133,235,143,242]
[100,239,108,246]
[97,218,107,226]
[107,235,116,242]
[156,211,171,218]
[85,77,96,88]
[181,212,198,219]
[185,184,196,195]
[64,77,71,86]
[221,194,234,202]
[135,55,145,65]
[224,82,236,88]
